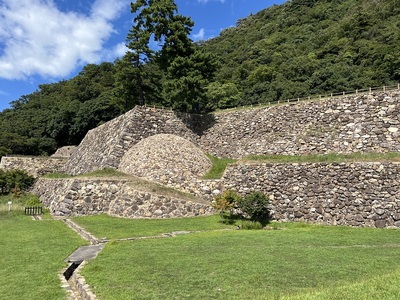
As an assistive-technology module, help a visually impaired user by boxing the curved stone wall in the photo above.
[118,134,212,187]
[63,107,204,175]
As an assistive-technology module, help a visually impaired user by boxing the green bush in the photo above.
[236,192,270,225]
[214,190,271,228]
[212,190,241,215]
[0,169,7,194]
[0,169,35,195]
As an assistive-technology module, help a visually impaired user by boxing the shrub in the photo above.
[0,169,7,194]
[3,169,35,196]
[236,192,270,225]
[213,190,241,215]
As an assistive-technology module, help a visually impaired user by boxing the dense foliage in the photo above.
[0,169,35,195]
[0,63,122,156]
[205,0,400,105]
[213,190,270,226]
[0,0,399,156]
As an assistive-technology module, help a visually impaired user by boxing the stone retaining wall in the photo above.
[32,161,400,228]
[222,161,400,228]
[62,91,400,176]
[0,156,67,177]
[199,91,400,157]
[63,106,208,175]
[32,178,214,218]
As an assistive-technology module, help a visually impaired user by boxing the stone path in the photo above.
[61,218,104,300]
[66,244,105,263]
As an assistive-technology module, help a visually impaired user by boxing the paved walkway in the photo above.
[66,244,105,263]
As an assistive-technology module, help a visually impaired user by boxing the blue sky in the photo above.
[0,0,286,112]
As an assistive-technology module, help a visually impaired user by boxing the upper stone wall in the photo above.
[0,156,67,177]
[63,91,400,175]
[200,91,400,157]
[63,106,204,175]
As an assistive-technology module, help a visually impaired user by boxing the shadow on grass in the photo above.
[218,213,242,225]
[218,212,271,228]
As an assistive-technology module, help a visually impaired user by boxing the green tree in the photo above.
[237,192,270,225]
[5,169,35,195]
[163,47,219,112]
[128,0,218,112]
[124,1,156,106]
[206,82,242,110]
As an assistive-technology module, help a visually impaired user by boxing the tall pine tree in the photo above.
[125,0,218,112]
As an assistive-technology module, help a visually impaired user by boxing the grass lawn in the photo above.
[75,215,400,299]
[245,152,400,164]
[0,208,87,300]
[72,214,235,239]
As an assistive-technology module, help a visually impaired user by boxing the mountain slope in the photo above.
[204,0,400,106]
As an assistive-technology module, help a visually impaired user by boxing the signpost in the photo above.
[7,201,12,212]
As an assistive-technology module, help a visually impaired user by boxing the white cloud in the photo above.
[113,42,128,57]
[0,0,126,80]
[192,28,205,41]
[103,42,128,61]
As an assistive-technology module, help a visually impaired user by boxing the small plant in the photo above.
[240,220,263,230]
[236,191,270,226]
[214,190,270,228]
[213,190,241,216]
[24,194,42,206]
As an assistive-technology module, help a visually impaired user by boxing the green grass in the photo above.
[202,154,236,179]
[245,152,400,164]
[42,172,74,179]
[0,193,48,214]
[43,168,128,179]
[72,214,235,239]
[79,223,400,299]
[0,211,87,300]
[78,168,129,177]
[203,152,400,179]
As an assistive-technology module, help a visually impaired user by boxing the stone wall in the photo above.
[51,146,77,158]
[221,162,400,228]
[199,91,400,158]
[63,106,207,175]
[32,178,214,218]
[63,91,400,176]
[0,156,67,177]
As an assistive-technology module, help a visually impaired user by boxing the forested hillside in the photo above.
[0,0,399,156]
[204,0,399,107]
